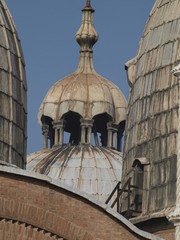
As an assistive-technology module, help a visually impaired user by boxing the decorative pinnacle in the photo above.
[76,0,98,52]
[75,0,98,73]
[82,0,94,12]
[86,0,91,8]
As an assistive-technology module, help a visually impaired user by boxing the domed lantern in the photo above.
[38,0,127,150]
[28,0,127,203]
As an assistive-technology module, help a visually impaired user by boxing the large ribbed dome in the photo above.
[122,0,180,218]
[0,0,27,168]
[27,145,122,203]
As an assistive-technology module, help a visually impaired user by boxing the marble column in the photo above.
[59,120,65,146]
[80,119,94,145]
[107,122,118,148]
[42,124,49,149]
[53,122,61,146]
[107,122,113,148]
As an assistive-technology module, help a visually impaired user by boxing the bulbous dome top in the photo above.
[0,0,27,168]
[39,1,127,126]
[27,145,122,203]
[38,1,127,151]
[28,1,124,204]
[76,0,98,52]
[39,72,127,125]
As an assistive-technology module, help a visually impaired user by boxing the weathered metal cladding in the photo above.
[122,0,180,217]
[38,2,127,126]
[27,145,122,203]
[38,72,127,125]
[0,1,27,169]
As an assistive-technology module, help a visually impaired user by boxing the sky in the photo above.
[5,0,155,154]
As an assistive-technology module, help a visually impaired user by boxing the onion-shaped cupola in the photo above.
[0,0,27,169]
[38,0,127,151]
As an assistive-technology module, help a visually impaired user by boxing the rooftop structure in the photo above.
[0,0,27,168]
[27,0,127,203]
[122,0,180,224]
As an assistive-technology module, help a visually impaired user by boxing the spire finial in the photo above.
[86,0,91,8]
[75,1,98,73]
[76,0,98,51]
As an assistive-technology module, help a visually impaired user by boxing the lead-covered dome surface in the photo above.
[39,72,127,125]
[29,1,125,204]
[27,145,122,203]
[0,0,27,169]
[38,1,127,126]
[123,0,180,217]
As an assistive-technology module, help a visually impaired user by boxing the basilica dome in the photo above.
[28,0,127,203]
[122,0,180,217]
[27,145,122,203]
[38,4,127,126]
[38,71,127,126]
[0,0,27,169]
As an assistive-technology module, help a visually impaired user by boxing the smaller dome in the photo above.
[27,145,122,203]
[38,0,127,126]
[38,72,127,125]
[28,1,124,207]
[38,1,127,152]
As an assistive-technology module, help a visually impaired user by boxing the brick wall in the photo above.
[136,217,175,240]
[155,229,175,240]
[0,171,150,240]
[0,219,64,240]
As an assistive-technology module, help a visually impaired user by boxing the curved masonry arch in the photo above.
[0,166,163,240]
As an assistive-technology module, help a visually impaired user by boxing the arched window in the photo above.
[117,120,126,152]
[63,111,81,145]
[41,115,54,148]
[132,159,144,213]
[93,113,112,147]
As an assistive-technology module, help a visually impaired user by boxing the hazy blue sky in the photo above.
[5,0,155,154]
